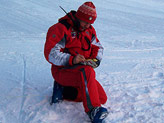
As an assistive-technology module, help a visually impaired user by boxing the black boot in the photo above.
[50,81,64,105]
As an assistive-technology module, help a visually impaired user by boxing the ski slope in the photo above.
[0,0,164,123]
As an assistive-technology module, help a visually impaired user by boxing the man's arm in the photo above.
[44,23,74,66]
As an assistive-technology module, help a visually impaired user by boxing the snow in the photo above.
[0,0,164,122]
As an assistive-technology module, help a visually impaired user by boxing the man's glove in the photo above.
[81,59,100,68]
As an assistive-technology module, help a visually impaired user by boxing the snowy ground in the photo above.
[0,0,164,123]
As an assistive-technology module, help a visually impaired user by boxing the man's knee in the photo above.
[80,65,95,77]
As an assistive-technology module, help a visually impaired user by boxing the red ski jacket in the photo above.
[44,11,103,68]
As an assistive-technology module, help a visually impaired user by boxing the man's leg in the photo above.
[52,65,103,112]
[96,80,107,104]
[79,66,102,112]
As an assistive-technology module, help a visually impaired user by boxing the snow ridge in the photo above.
[19,55,27,122]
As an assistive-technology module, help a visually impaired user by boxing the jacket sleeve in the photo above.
[90,27,104,61]
[44,23,74,66]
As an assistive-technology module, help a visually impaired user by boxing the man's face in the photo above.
[79,20,91,31]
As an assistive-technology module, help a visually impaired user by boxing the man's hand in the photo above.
[73,54,86,64]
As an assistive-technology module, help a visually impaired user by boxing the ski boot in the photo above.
[88,107,109,123]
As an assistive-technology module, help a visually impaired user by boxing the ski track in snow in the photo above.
[18,55,26,122]
[0,0,164,123]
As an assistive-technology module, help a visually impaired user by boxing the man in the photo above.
[44,2,108,123]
